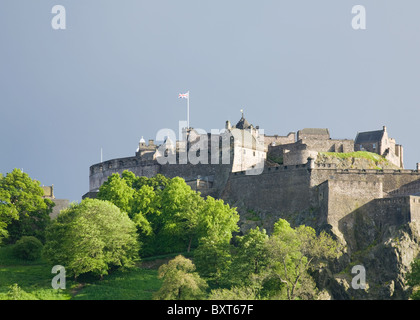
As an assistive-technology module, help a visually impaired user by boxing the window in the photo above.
[373,143,376,150]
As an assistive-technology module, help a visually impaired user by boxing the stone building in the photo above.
[42,185,69,219]
[355,126,403,168]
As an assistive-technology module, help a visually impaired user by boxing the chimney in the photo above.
[148,139,154,146]
[383,126,387,132]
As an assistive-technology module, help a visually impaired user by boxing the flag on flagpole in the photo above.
[178,92,189,99]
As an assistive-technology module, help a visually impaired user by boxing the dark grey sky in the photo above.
[1,1,420,202]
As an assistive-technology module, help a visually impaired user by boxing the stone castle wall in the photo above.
[89,157,159,192]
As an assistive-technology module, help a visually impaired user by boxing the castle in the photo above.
[83,115,420,250]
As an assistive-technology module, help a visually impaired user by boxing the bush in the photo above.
[5,284,37,300]
[42,199,140,279]
[12,236,43,261]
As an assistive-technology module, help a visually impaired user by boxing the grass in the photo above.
[72,268,161,300]
[319,151,389,165]
[0,245,73,300]
[0,245,163,300]
[267,154,283,165]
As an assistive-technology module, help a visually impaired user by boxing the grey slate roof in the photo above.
[298,128,330,136]
[355,129,384,144]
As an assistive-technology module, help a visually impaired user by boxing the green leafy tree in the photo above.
[230,227,269,286]
[194,235,232,287]
[194,197,240,286]
[153,255,208,300]
[406,258,420,300]
[160,177,205,253]
[12,236,43,260]
[198,196,239,243]
[133,173,169,191]
[130,185,156,235]
[0,169,54,243]
[96,172,240,258]
[42,199,140,279]
[97,173,134,214]
[264,219,340,300]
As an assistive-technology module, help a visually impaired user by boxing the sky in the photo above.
[1,1,420,202]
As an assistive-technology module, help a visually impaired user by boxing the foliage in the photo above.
[406,258,420,300]
[0,169,54,244]
[263,219,340,300]
[198,197,239,244]
[5,284,37,300]
[97,171,239,257]
[193,198,239,287]
[158,177,205,253]
[208,286,258,300]
[229,227,269,286]
[97,173,134,214]
[42,199,140,279]
[153,255,207,300]
[12,236,43,261]
[194,235,232,287]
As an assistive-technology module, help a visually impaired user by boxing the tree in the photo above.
[12,236,43,260]
[193,197,240,286]
[230,227,269,286]
[0,169,54,243]
[406,258,420,300]
[194,234,232,287]
[96,172,240,257]
[153,255,207,300]
[198,196,239,243]
[97,173,134,214]
[159,177,205,253]
[264,219,340,300]
[42,199,140,279]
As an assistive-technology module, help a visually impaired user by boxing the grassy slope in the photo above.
[319,151,385,163]
[0,245,162,300]
[318,151,393,169]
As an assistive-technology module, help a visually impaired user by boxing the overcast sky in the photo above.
[1,1,420,202]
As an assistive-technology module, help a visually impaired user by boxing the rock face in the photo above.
[326,222,420,300]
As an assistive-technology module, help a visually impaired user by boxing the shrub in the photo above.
[5,284,37,300]
[42,199,140,279]
[12,236,43,261]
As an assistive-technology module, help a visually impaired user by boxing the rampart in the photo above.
[220,161,420,234]
[88,157,233,198]
[318,179,383,245]
[310,164,420,192]
[89,157,159,192]
[222,164,312,223]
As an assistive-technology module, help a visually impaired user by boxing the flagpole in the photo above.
[187,91,190,130]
